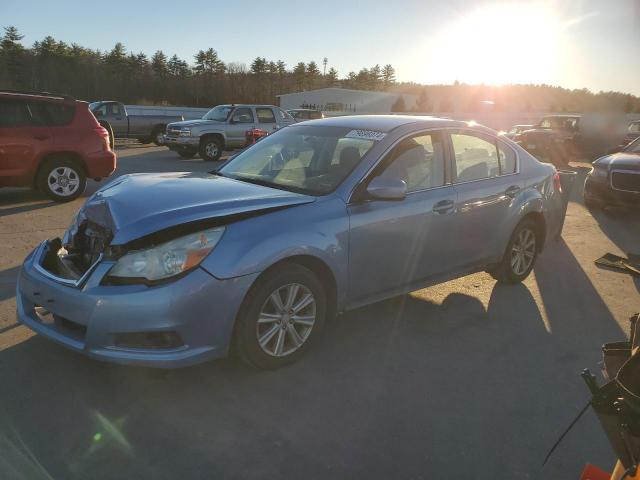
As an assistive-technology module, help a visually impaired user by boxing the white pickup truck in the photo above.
[164,104,295,161]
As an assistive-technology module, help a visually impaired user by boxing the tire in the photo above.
[151,126,166,146]
[99,121,115,150]
[489,219,539,284]
[234,263,327,369]
[177,149,196,159]
[199,136,222,161]
[36,157,86,202]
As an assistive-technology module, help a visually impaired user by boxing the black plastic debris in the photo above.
[595,253,640,276]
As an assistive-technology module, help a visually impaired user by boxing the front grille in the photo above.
[612,171,640,193]
[167,127,182,137]
[35,306,87,342]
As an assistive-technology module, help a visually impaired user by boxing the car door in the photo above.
[255,107,279,133]
[106,102,129,137]
[226,107,256,147]
[347,130,458,304]
[0,98,52,185]
[447,129,522,268]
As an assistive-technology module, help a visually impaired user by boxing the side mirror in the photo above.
[366,177,407,201]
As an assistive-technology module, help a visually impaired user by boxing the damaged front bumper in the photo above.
[16,240,258,368]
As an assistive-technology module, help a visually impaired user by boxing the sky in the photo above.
[2,0,639,95]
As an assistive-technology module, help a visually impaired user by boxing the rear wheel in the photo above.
[151,126,166,146]
[489,219,538,284]
[234,264,326,369]
[199,136,222,161]
[36,157,86,202]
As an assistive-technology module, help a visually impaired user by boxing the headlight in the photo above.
[179,128,191,137]
[108,226,225,282]
[590,165,608,178]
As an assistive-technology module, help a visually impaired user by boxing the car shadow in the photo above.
[0,241,624,479]
[0,189,57,218]
[0,265,20,302]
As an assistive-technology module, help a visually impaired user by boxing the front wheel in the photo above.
[199,136,222,161]
[36,158,86,202]
[234,264,326,369]
[488,219,539,284]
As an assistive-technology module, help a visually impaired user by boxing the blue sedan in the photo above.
[16,116,566,369]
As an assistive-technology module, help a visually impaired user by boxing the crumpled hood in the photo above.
[594,152,640,170]
[168,119,221,129]
[66,172,315,245]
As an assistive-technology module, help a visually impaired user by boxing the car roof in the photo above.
[219,104,278,108]
[0,91,71,103]
[296,115,469,133]
[288,108,321,112]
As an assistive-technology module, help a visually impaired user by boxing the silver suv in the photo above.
[165,104,295,161]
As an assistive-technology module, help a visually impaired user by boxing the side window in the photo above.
[26,102,50,126]
[376,132,446,192]
[256,108,276,124]
[498,141,517,174]
[231,107,254,124]
[93,104,107,117]
[0,100,32,127]
[540,119,551,128]
[108,103,121,116]
[45,103,76,126]
[451,133,500,182]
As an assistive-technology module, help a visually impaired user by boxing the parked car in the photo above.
[504,124,533,139]
[17,115,566,369]
[287,109,324,122]
[89,100,183,147]
[584,136,640,209]
[0,90,116,202]
[624,120,640,144]
[515,114,626,163]
[164,104,295,161]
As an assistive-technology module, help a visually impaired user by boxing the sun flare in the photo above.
[417,3,564,85]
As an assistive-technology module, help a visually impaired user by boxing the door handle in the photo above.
[432,199,455,214]
[505,185,521,198]
[33,135,49,141]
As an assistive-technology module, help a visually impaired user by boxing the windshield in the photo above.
[203,105,233,121]
[624,136,640,154]
[88,102,101,111]
[219,125,378,195]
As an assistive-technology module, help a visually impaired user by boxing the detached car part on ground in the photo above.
[0,91,116,202]
[584,136,640,210]
[17,115,568,369]
[164,104,295,161]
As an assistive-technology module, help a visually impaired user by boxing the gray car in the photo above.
[17,115,566,369]
[165,104,295,161]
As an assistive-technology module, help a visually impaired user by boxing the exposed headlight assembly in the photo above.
[107,227,225,283]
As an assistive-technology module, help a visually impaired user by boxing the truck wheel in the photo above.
[152,127,166,146]
[199,136,222,161]
[99,121,115,150]
[36,157,86,202]
[178,149,196,159]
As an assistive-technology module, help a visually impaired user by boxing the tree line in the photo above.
[1,26,639,113]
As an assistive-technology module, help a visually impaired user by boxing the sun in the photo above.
[415,3,563,85]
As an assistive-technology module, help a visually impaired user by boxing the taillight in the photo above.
[553,172,562,193]
[94,126,110,151]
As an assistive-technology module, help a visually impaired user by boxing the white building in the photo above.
[277,88,418,114]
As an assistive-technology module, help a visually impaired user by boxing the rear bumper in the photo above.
[16,240,258,368]
[85,150,117,179]
[584,175,640,208]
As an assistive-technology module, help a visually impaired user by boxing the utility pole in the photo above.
[323,57,328,76]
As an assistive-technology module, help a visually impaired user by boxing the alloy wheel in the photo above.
[47,167,80,197]
[205,142,219,159]
[510,228,536,276]
[256,283,316,357]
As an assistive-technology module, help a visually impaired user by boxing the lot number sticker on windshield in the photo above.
[345,130,387,141]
